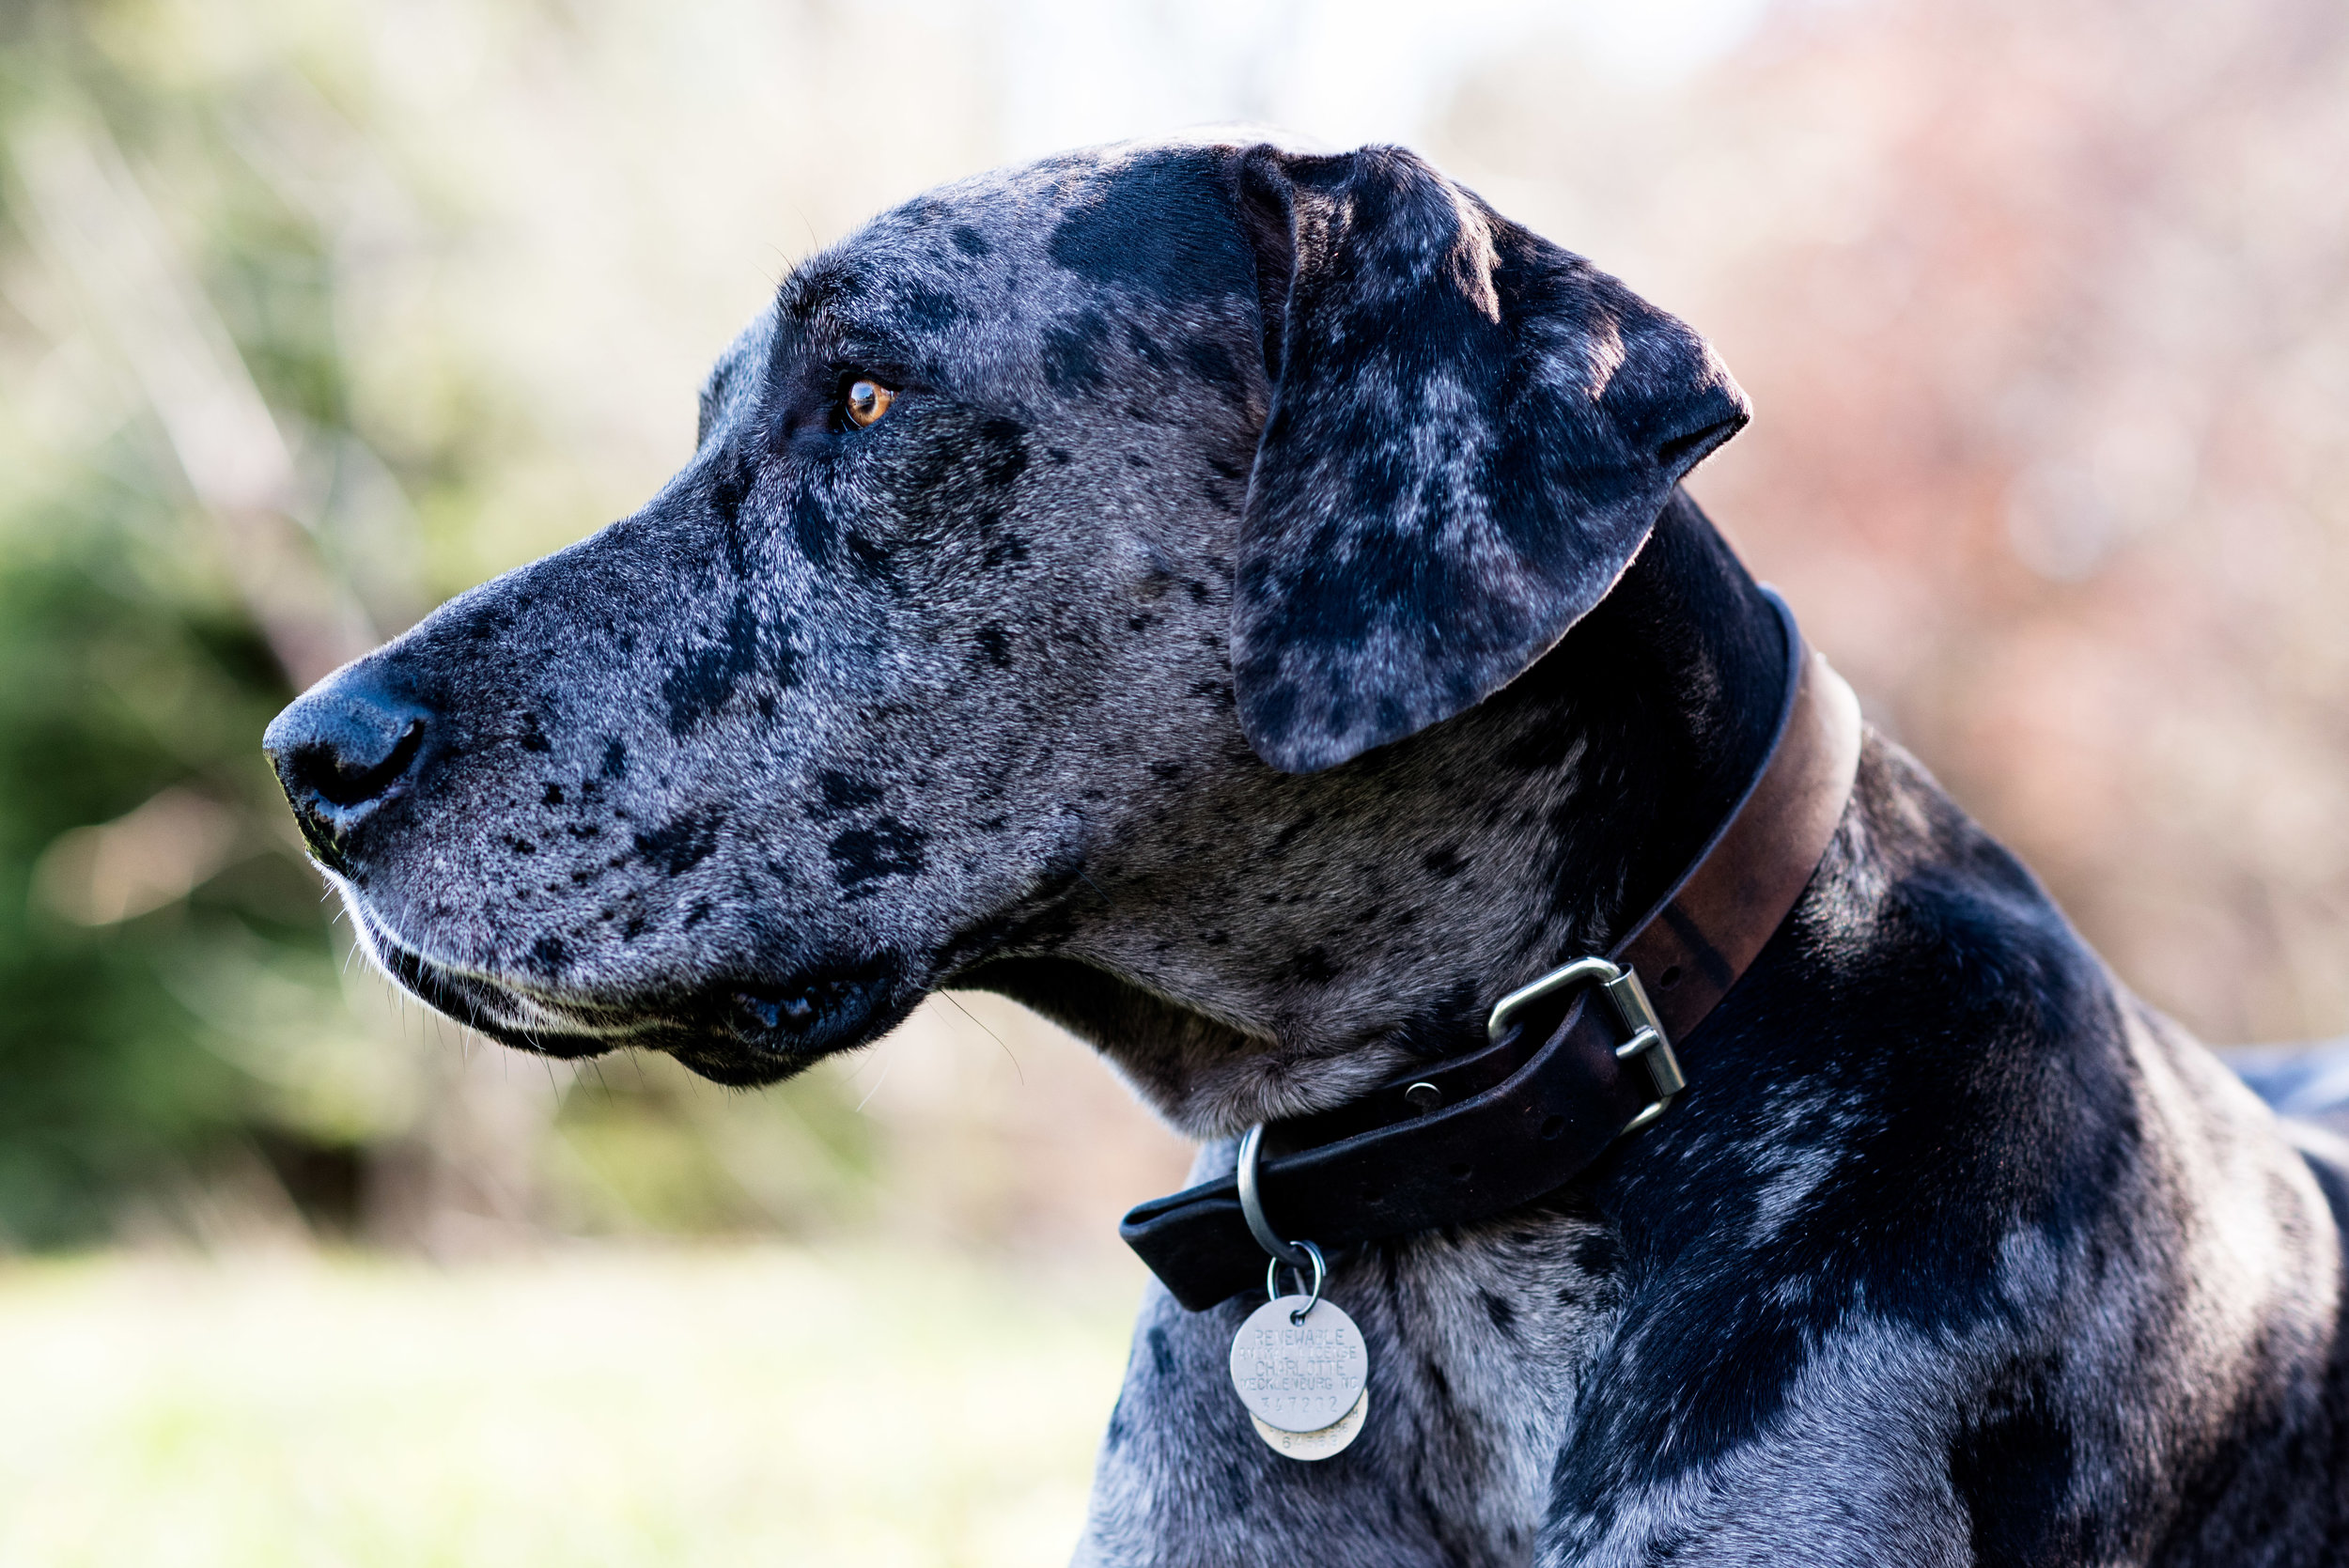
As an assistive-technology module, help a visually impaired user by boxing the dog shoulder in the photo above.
[1540,736,2349,1563]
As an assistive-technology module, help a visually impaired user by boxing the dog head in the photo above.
[263,137,1745,1107]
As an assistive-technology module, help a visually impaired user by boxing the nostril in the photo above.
[265,676,434,825]
[291,717,425,808]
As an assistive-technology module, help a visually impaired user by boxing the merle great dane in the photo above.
[264,137,2349,1563]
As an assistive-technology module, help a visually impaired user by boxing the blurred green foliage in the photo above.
[0,2,336,1243]
[0,0,872,1249]
[0,521,304,1245]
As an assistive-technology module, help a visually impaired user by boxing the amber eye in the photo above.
[845,379,894,427]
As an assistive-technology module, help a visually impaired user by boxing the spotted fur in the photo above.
[265,136,2349,1563]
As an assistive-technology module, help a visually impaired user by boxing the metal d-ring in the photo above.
[1231,1122,1325,1277]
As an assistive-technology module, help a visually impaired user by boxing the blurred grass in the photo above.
[0,1244,1142,1566]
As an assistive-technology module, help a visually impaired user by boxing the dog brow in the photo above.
[778,257,863,322]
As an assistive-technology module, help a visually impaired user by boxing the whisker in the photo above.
[941,990,1022,1085]
[853,1039,897,1113]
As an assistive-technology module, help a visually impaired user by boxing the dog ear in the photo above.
[1226,145,1750,773]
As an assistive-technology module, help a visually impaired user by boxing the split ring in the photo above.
[1266,1239,1329,1322]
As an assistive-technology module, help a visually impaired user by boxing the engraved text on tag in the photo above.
[1228,1294,1369,1436]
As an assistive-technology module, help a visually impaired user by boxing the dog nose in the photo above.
[264,670,432,852]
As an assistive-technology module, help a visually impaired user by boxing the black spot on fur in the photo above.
[519,713,552,753]
[770,623,801,690]
[1423,845,1468,877]
[813,769,884,820]
[1218,1461,1252,1516]
[1292,946,1337,984]
[1268,815,1316,858]
[633,810,723,876]
[1481,1291,1517,1334]
[1046,149,1255,304]
[1571,1230,1622,1276]
[790,487,839,568]
[900,285,963,331]
[1181,335,1246,396]
[599,738,627,779]
[973,622,1014,668]
[530,935,567,970]
[950,224,989,256]
[828,818,927,888]
[1043,310,1113,392]
[542,784,565,806]
[1123,322,1172,373]
[1948,1357,2082,1562]
[662,593,762,734]
[708,442,756,526]
[844,532,897,586]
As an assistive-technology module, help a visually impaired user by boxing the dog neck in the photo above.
[969,489,1790,1137]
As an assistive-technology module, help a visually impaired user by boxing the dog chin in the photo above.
[337,888,911,1085]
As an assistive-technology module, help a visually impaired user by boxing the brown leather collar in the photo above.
[1121,591,1865,1311]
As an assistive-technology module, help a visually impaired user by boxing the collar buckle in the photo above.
[1486,956,1687,1135]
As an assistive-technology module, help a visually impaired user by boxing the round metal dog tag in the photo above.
[1251,1388,1368,1461]
[1228,1294,1369,1435]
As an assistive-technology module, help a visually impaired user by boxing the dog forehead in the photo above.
[694,140,1268,445]
[785,142,1259,340]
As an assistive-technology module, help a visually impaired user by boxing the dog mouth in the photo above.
[348,901,912,1088]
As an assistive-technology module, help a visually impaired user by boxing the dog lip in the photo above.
[348,899,911,1079]
[718,970,896,1060]
[370,932,611,1057]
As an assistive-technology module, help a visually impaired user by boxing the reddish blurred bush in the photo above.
[1450,0,2349,1041]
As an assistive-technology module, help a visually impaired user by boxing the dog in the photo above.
[263,136,2349,1564]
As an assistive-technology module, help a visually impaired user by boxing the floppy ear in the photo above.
[1226,145,1750,773]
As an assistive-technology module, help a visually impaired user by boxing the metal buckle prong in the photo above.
[1486,955,1686,1135]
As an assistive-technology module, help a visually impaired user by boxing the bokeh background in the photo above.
[2,0,2344,1560]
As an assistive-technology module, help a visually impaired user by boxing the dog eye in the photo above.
[844,379,895,427]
